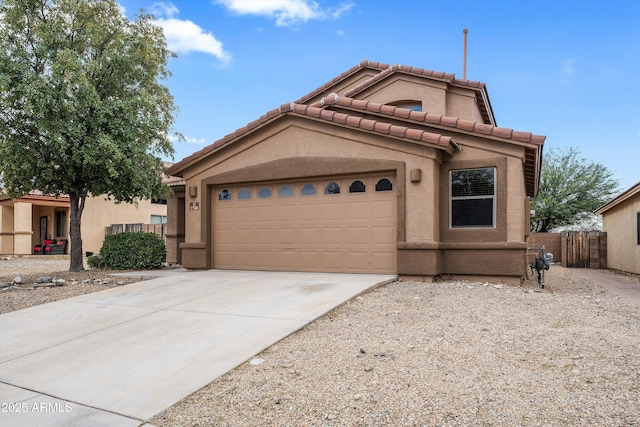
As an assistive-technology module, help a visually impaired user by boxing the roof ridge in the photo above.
[317,95,543,145]
[294,60,388,104]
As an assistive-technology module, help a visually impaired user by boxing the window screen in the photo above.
[450,168,495,228]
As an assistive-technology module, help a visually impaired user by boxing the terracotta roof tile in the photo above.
[424,114,442,125]
[441,116,459,127]
[473,123,494,135]
[491,127,513,139]
[359,118,376,131]
[380,104,396,116]
[294,59,388,104]
[316,95,545,146]
[457,119,476,132]
[373,122,391,134]
[389,125,407,138]
[511,130,533,142]
[345,115,362,127]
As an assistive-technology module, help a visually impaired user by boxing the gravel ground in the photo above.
[151,267,640,427]
[2,257,639,426]
[0,256,142,314]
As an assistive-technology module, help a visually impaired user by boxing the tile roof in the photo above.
[313,95,544,146]
[296,60,495,125]
[294,60,388,104]
[167,101,460,176]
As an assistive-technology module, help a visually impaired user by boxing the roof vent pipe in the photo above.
[463,28,468,80]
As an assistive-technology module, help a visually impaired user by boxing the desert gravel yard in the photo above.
[1,257,639,426]
[151,267,640,427]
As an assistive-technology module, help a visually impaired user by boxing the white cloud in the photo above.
[216,0,354,27]
[561,58,576,76]
[169,134,207,145]
[150,2,231,62]
[149,2,179,18]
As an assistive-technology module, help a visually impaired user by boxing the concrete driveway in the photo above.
[0,270,394,426]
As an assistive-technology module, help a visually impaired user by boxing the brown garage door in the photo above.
[213,174,396,273]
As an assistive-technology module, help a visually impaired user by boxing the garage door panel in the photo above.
[297,203,322,221]
[372,225,395,245]
[213,175,396,273]
[322,202,345,220]
[346,251,370,271]
[372,251,396,272]
[276,250,298,269]
[346,200,371,220]
[321,251,345,270]
[298,227,321,245]
[322,227,345,245]
[275,204,297,222]
[276,228,296,245]
[254,228,274,245]
[372,200,395,219]
[216,229,234,245]
[254,251,276,268]
[234,228,253,245]
[216,206,234,222]
[235,205,254,223]
[298,251,321,269]
[346,226,371,245]
[253,205,275,222]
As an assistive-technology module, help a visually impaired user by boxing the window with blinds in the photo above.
[450,168,496,228]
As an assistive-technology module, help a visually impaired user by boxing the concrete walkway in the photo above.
[569,268,640,306]
[0,270,394,427]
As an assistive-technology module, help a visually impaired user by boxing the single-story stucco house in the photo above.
[594,182,640,275]
[166,60,546,283]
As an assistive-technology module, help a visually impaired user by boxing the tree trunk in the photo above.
[68,194,85,272]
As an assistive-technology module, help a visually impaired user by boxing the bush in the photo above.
[87,254,105,269]
[99,232,166,270]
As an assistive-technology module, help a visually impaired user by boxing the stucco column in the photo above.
[13,202,33,255]
[0,205,15,255]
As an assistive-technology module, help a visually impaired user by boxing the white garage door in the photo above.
[213,174,396,274]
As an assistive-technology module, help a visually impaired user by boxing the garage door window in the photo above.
[349,180,366,193]
[279,185,294,197]
[375,179,392,191]
[301,184,316,196]
[219,189,232,200]
[238,188,251,199]
[258,187,272,198]
[325,182,341,194]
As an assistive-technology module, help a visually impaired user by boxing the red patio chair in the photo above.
[33,239,55,254]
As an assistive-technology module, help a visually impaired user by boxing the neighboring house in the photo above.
[594,182,640,275]
[166,60,546,283]
[0,170,182,256]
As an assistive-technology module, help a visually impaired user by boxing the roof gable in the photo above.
[594,182,640,215]
[169,60,544,196]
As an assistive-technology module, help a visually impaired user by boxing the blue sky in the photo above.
[118,0,639,190]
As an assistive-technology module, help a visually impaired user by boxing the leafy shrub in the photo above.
[99,232,166,270]
[87,254,105,269]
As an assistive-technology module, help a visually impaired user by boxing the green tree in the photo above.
[530,147,619,232]
[0,0,178,271]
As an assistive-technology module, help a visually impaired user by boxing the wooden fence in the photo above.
[561,231,607,269]
[105,223,166,240]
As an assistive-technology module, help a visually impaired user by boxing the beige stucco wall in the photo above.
[179,117,530,257]
[446,88,483,123]
[181,120,448,247]
[0,205,15,254]
[81,197,168,253]
[602,196,640,274]
[358,77,447,116]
